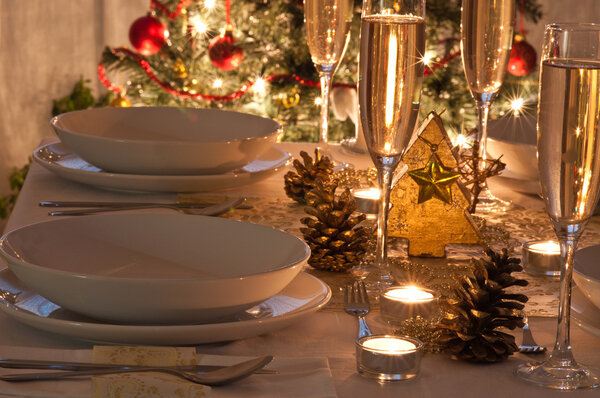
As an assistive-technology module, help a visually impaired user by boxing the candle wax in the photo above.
[362,337,417,352]
[529,241,560,255]
[353,188,380,200]
[384,287,434,302]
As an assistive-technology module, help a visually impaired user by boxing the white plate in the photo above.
[493,170,541,196]
[0,213,309,325]
[572,286,600,339]
[33,142,291,193]
[0,269,331,345]
[51,107,282,175]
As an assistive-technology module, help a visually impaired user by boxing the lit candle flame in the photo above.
[384,286,434,302]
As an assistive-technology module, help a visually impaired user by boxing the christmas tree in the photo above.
[96,0,542,143]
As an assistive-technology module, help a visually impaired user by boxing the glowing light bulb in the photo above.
[454,133,468,148]
[212,79,223,89]
[204,0,216,9]
[314,97,322,106]
[422,51,435,66]
[253,77,266,94]
[510,97,524,115]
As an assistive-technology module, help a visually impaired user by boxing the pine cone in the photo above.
[300,180,370,272]
[284,150,334,203]
[437,248,529,363]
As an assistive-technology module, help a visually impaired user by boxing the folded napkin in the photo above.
[0,346,337,398]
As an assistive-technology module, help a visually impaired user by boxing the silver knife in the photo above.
[0,358,276,374]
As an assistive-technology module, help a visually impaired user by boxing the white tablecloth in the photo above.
[0,140,598,397]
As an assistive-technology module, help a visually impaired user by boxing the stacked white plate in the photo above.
[37,107,291,192]
[487,113,541,196]
[573,245,600,338]
[0,214,331,344]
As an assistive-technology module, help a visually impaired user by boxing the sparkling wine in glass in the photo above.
[460,0,514,211]
[358,0,425,292]
[515,23,600,390]
[304,0,353,163]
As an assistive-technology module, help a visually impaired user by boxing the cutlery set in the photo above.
[0,356,274,385]
[40,198,247,216]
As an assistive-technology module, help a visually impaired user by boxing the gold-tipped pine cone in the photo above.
[300,180,370,272]
[284,149,334,203]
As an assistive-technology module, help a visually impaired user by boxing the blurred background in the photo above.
[0,0,596,229]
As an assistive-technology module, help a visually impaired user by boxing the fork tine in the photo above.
[358,280,369,306]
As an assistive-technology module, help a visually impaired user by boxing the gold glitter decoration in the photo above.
[332,167,378,189]
[393,316,443,353]
[388,112,481,257]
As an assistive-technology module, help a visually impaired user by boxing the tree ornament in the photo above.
[388,112,481,257]
[173,58,188,79]
[284,149,334,203]
[129,14,169,56]
[277,88,301,109]
[507,34,537,77]
[437,248,529,363]
[208,0,243,71]
[208,28,244,71]
[109,94,131,107]
[301,180,370,272]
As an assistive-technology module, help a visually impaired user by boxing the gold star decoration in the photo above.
[408,153,461,204]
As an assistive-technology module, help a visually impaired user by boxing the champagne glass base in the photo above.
[363,266,395,296]
[515,360,600,390]
[473,186,511,213]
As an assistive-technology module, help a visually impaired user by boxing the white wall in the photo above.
[0,0,147,195]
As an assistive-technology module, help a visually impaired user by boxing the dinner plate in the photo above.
[493,169,540,196]
[33,142,291,193]
[0,269,331,345]
[571,286,600,339]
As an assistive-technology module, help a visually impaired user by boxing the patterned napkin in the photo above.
[0,345,337,398]
[90,346,209,398]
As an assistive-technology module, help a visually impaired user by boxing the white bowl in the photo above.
[487,113,538,181]
[0,214,309,325]
[51,107,282,175]
[574,245,600,310]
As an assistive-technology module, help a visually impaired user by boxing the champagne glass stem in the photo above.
[318,69,334,151]
[366,159,398,291]
[475,97,492,169]
[551,223,584,364]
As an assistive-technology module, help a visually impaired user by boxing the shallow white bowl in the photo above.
[51,107,282,175]
[0,214,309,325]
[574,245,600,310]
[487,113,538,181]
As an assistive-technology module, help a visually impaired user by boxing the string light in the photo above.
[204,0,216,9]
[212,78,223,88]
[314,97,322,106]
[189,15,208,35]
[422,51,435,67]
[510,97,525,116]
[253,77,267,94]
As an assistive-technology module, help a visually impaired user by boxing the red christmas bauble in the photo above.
[508,35,537,77]
[129,15,168,56]
[208,30,244,71]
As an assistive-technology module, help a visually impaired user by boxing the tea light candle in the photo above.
[352,188,380,215]
[356,334,423,381]
[522,240,561,277]
[380,286,439,325]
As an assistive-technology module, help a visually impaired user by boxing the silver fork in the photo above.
[344,280,372,338]
[519,314,547,354]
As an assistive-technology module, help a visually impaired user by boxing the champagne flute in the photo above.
[460,0,514,211]
[358,0,426,292]
[304,0,354,164]
[515,23,600,390]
